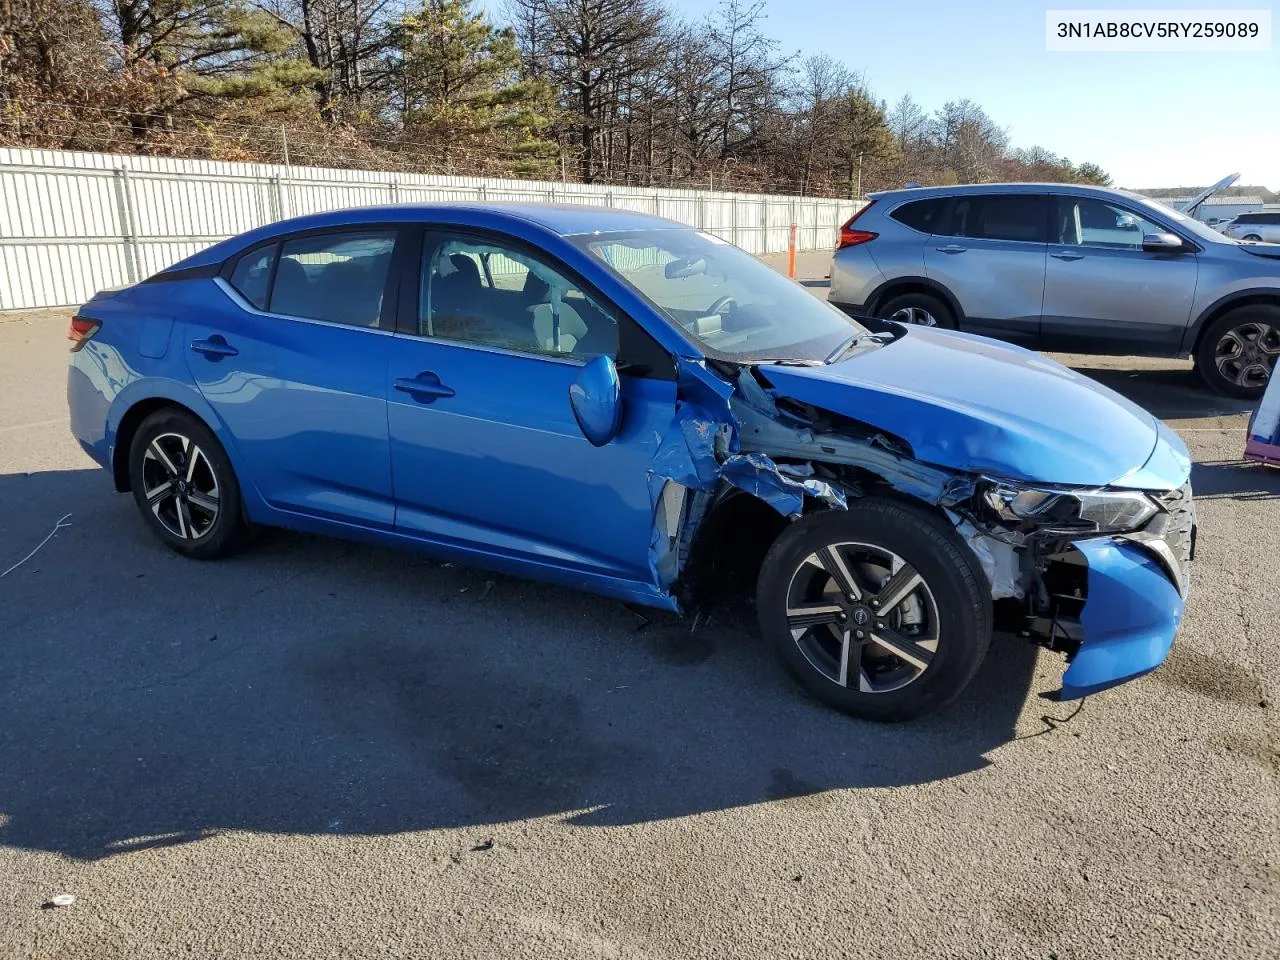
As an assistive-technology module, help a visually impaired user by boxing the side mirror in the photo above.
[1142,232,1186,253]
[568,355,622,447]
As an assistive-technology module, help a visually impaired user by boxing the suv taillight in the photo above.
[67,316,100,351]
[837,202,878,249]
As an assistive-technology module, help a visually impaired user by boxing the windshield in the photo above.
[575,229,864,362]
[1126,193,1236,245]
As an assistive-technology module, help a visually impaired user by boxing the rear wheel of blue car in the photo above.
[757,498,991,722]
[128,409,246,560]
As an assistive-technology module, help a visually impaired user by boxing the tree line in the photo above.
[0,0,1112,195]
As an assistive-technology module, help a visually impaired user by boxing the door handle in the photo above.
[1051,252,1086,261]
[934,244,967,254]
[394,373,455,402]
[190,335,239,359]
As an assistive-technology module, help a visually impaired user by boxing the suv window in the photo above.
[1055,197,1164,250]
[942,195,1048,243]
[269,230,396,328]
[229,244,276,310]
[1235,213,1280,225]
[890,198,946,233]
[421,236,617,360]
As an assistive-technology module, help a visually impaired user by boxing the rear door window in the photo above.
[889,198,947,233]
[269,230,397,328]
[944,195,1049,243]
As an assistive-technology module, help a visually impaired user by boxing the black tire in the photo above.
[1195,305,1280,400]
[876,291,957,330]
[1243,234,1263,242]
[128,408,246,559]
[757,498,991,722]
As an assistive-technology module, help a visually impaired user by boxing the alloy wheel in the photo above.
[1214,320,1279,390]
[888,306,937,326]
[784,541,939,694]
[141,432,221,540]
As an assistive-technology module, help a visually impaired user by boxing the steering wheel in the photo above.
[708,295,737,316]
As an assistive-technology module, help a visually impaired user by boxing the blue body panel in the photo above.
[1060,539,1185,700]
[180,282,397,529]
[760,326,1161,486]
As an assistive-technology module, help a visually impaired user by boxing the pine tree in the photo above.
[390,0,555,174]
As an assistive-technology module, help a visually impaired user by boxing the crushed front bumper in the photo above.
[1046,480,1194,700]
[1057,538,1186,699]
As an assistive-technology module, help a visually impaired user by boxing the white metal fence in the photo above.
[0,147,860,310]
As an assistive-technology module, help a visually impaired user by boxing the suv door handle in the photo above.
[190,335,238,359]
[1051,251,1086,261]
[934,244,967,254]
[394,372,455,402]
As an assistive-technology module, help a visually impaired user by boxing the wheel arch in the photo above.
[864,277,965,327]
[107,383,241,495]
[1183,289,1280,357]
[676,469,956,612]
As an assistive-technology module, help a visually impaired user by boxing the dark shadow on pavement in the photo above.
[0,468,1038,861]
[799,279,830,288]
[1061,363,1256,422]
[1191,459,1280,501]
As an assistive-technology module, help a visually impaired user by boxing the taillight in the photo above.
[67,316,100,351]
[837,201,878,249]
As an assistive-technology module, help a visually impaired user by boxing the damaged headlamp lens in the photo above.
[982,483,1159,534]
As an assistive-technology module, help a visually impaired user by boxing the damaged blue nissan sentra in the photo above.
[67,204,1195,720]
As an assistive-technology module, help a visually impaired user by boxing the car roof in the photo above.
[866,182,1152,204]
[269,202,680,238]
[165,202,686,273]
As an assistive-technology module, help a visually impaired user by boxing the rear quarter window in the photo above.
[889,198,946,234]
[228,245,277,310]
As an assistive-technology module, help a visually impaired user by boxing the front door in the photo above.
[386,230,676,582]
[923,193,1049,345]
[1040,196,1199,355]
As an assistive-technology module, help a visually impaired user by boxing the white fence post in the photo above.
[111,168,140,284]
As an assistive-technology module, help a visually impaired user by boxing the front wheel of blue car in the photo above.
[757,498,992,722]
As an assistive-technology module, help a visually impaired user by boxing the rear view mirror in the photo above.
[568,355,622,446]
[664,257,707,279]
[1142,233,1186,253]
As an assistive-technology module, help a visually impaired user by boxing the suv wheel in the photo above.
[877,291,956,329]
[1196,306,1280,400]
[128,409,247,559]
[1243,234,1263,242]
[756,498,991,722]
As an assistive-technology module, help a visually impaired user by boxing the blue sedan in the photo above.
[67,203,1194,720]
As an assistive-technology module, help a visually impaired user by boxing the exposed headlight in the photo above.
[982,483,1159,535]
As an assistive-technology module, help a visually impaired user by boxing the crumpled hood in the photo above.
[759,326,1162,487]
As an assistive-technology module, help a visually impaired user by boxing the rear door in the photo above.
[923,193,1049,345]
[186,227,401,527]
[1041,196,1198,355]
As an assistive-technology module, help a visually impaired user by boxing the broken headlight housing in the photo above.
[982,482,1159,535]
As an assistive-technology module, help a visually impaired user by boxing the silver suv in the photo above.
[830,183,1280,398]
[1221,212,1280,244]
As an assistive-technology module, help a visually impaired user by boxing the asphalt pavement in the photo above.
[0,254,1276,959]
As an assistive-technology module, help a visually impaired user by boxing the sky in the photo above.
[485,0,1280,191]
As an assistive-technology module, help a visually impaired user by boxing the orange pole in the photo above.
[787,223,797,279]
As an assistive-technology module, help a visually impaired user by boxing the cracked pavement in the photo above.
[0,253,1276,958]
